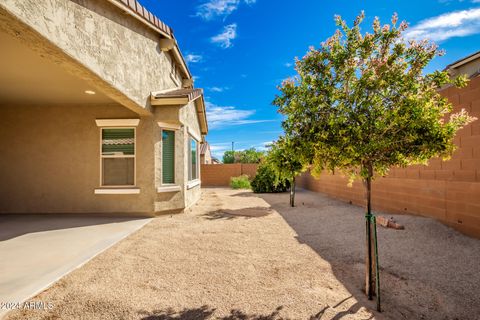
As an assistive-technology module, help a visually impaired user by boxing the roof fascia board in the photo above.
[151,97,189,106]
[105,0,172,38]
[447,52,480,70]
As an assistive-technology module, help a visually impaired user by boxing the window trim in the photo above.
[94,188,140,195]
[99,126,137,188]
[161,128,176,186]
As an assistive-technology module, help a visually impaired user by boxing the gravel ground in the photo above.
[5,188,480,320]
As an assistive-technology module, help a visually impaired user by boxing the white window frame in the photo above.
[99,126,137,188]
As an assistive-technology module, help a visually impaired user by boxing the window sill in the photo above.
[187,180,201,190]
[157,185,181,193]
[94,188,140,195]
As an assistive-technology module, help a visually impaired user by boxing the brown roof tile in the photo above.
[114,0,173,37]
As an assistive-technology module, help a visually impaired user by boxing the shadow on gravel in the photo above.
[246,188,480,320]
[139,305,350,320]
[202,207,273,220]
[139,305,283,320]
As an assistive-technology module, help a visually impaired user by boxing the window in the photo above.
[188,137,198,181]
[162,130,175,184]
[101,128,135,186]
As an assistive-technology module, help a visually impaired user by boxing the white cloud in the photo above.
[211,24,237,48]
[285,62,293,67]
[208,86,229,92]
[185,54,203,63]
[439,0,479,3]
[405,8,480,41]
[254,141,274,151]
[196,0,257,20]
[206,101,272,129]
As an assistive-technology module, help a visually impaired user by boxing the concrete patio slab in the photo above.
[0,214,151,318]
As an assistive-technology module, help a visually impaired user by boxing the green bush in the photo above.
[230,175,251,189]
[251,164,289,193]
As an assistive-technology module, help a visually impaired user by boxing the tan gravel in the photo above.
[5,188,480,320]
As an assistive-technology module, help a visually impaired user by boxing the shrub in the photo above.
[230,175,251,189]
[251,163,289,193]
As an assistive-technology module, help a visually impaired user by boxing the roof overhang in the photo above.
[151,89,208,136]
[151,88,203,106]
[445,50,480,71]
[195,94,209,137]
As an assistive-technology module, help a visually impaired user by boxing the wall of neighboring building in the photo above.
[201,164,259,187]
[201,144,212,164]
[0,104,157,215]
[0,0,181,114]
[297,76,480,238]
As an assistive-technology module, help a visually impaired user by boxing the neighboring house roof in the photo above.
[106,0,191,80]
[151,88,208,136]
[445,50,480,70]
[200,142,210,155]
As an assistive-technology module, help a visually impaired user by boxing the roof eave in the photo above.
[445,50,480,70]
[195,94,209,136]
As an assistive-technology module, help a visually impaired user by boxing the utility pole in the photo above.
[232,141,234,152]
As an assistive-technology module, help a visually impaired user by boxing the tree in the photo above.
[267,137,306,207]
[222,150,235,164]
[222,148,264,164]
[273,12,476,310]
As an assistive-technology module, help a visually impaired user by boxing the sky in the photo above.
[139,0,480,160]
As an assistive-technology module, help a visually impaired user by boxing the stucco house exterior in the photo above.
[0,0,208,215]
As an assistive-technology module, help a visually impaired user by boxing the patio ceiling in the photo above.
[0,29,114,105]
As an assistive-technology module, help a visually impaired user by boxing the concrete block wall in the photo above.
[201,164,259,187]
[297,76,480,238]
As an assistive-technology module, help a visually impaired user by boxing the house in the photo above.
[0,0,208,215]
[200,141,213,164]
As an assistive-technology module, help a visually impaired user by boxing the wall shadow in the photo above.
[0,214,148,241]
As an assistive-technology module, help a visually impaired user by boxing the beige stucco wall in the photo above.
[0,102,205,215]
[154,106,186,212]
[181,101,203,207]
[0,104,157,215]
[0,0,182,114]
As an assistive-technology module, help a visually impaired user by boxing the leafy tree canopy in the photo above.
[267,136,306,184]
[274,12,476,181]
[222,148,265,164]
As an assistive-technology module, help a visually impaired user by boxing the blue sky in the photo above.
[140,0,480,160]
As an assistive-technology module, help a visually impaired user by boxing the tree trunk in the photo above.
[364,164,374,300]
[290,177,296,207]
